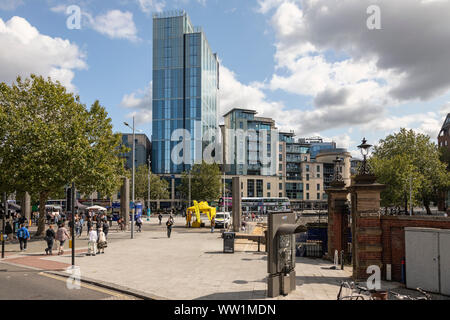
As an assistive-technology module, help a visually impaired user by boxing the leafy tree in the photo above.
[370,128,450,214]
[178,162,222,204]
[440,147,450,170]
[128,165,170,203]
[0,75,125,235]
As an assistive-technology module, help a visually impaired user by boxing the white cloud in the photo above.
[121,82,152,125]
[0,0,24,11]
[0,16,87,91]
[137,0,165,14]
[86,10,139,42]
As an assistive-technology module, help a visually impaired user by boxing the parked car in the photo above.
[214,212,231,229]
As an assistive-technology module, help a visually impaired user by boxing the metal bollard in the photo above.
[340,250,344,270]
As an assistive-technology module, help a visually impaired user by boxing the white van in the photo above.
[214,212,231,229]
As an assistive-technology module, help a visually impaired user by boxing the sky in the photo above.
[1,0,450,158]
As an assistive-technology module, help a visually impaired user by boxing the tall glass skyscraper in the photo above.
[152,10,219,174]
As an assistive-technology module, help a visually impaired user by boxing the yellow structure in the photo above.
[186,201,216,228]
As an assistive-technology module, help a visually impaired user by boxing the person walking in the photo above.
[87,218,92,237]
[87,228,98,256]
[55,223,70,255]
[4,221,13,242]
[210,217,215,233]
[102,220,109,239]
[166,215,174,238]
[78,215,84,237]
[44,225,56,255]
[158,213,162,225]
[16,224,30,251]
[97,228,107,254]
[136,215,143,232]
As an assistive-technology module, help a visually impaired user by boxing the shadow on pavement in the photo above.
[194,290,266,300]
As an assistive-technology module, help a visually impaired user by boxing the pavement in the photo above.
[0,262,137,300]
[1,216,446,300]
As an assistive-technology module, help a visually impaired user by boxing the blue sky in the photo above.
[1,0,450,157]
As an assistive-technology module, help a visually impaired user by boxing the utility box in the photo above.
[223,232,235,253]
[405,228,450,295]
[267,210,306,298]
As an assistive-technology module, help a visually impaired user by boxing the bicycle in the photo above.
[390,287,431,300]
[337,281,389,300]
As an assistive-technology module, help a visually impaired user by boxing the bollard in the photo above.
[340,250,344,270]
[258,237,261,252]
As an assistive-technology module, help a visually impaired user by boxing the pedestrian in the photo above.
[97,228,107,254]
[158,213,162,225]
[210,217,215,233]
[136,215,143,232]
[87,218,92,236]
[87,227,98,256]
[16,224,30,251]
[166,215,174,238]
[78,215,84,237]
[55,223,70,255]
[44,225,56,255]
[4,221,13,242]
[102,220,109,239]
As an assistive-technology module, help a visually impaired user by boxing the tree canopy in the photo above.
[128,165,170,203]
[0,75,125,235]
[370,128,450,214]
[178,162,222,204]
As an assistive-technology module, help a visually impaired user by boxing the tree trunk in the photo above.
[36,191,49,236]
[404,193,408,214]
[425,202,432,215]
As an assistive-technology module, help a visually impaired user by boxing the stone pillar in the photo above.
[348,175,385,281]
[232,177,241,232]
[120,177,130,226]
[22,192,31,222]
[325,181,350,261]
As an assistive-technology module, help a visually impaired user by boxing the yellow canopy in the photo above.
[186,201,216,227]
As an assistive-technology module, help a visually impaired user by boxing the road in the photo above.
[0,263,138,300]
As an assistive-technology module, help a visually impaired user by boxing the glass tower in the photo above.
[152,10,219,174]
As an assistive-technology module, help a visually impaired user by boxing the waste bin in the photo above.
[223,232,235,253]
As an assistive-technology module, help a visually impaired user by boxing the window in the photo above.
[279,145,283,152]
[306,184,310,191]
[306,174,310,181]
[247,180,255,197]
[317,193,320,200]
[239,121,243,129]
[279,164,283,171]
[317,184,320,191]
[279,183,283,190]
[267,183,271,190]
[317,173,320,178]
[279,193,283,197]
[279,154,283,161]
[306,165,310,172]
[306,193,310,200]
[317,165,320,172]
[267,192,271,197]
[256,180,263,197]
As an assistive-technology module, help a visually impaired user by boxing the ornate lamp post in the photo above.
[357,138,373,176]
[330,156,345,188]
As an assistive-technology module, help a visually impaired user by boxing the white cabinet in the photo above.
[405,228,450,295]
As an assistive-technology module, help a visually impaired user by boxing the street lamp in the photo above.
[148,156,151,221]
[357,138,373,175]
[124,117,142,239]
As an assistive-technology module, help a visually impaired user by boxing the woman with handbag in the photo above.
[97,228,107,254]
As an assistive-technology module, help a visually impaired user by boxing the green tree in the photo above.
[129,165,170,202]
[179,162,222,203]
[0,75,125,235]
[370,128,450,214]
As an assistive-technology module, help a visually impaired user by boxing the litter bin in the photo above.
[223,232,235,253]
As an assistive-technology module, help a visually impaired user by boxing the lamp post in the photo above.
[124,118,136,239]
[148,156,151,220]
[357,138,373,175]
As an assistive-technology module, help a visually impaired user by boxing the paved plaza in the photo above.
[2,217,446,300]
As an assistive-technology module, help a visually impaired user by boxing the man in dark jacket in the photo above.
[102,221,109,239]
[45,225,56,255]
[4,221,13,242]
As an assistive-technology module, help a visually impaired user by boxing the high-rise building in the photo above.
[223,108,277,176]
[152,10,219,174]
[121,133,151,170]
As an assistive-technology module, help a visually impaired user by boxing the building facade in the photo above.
[223,108,277,176]
[121,133,151,170]
[152,10,219,174]
[438,113,450,211]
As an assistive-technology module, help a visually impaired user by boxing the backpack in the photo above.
[18,228,25,239]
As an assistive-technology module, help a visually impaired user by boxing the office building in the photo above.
[121,133,151,170]
[152,10,219,174]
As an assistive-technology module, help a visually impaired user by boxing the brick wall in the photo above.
[380,216,450,281]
